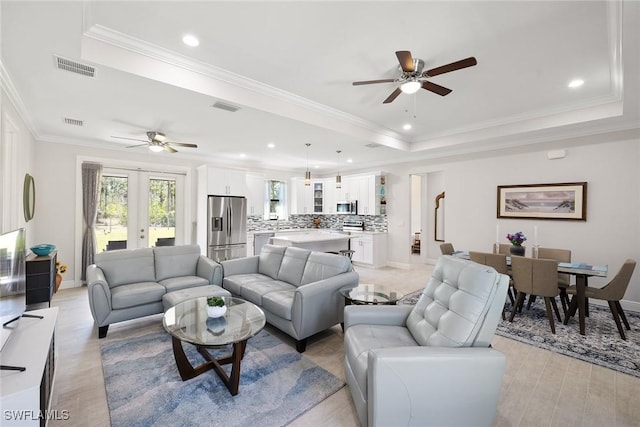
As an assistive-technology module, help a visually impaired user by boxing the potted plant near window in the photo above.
[206,296,227,318]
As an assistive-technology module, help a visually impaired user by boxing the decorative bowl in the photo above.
[206,305,227,318]
[31,244,56,256]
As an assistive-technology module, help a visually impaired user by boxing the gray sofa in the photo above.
[221,244,359,352]
[87,244,228,338]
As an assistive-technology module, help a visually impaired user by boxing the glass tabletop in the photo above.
[163,296,266,347]
[340,283,403,304]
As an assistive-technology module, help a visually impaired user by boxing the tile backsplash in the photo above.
[247,214,387,232]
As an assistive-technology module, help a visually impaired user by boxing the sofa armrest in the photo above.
[86,264,113,326]
[368,347,505,427]
[196,255,222,285]
[221,256,260,277]
[291,270,359,339]
[344,305,413,330]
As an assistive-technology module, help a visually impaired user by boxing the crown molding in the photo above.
[82,24,410,151]
[0,60,40,139]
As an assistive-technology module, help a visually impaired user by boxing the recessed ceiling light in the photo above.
[239,153,246,158]
[568,79,584,88]
[314,165,319,169]
[403,123,412,130]
[182,34,200,47]
[267,143,275,149]
[347,158,353,163]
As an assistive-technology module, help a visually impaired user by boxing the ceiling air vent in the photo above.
[212,101,240,113]
[64,117,83,127]
[365,143,382,148]
[54,56,96,78]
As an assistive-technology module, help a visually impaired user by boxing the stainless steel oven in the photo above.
[336,200,358,214]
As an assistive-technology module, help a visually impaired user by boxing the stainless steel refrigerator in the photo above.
[207,195,247,262]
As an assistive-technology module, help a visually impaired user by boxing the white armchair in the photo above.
[343,255,510,427]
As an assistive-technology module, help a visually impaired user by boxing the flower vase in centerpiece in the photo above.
[506,231,527,256]
[206,296,227,318]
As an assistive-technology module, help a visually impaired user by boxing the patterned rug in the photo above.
[100,323,344,427]
[400,289,640,378]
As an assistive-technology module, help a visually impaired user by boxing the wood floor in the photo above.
[40,263,640,427]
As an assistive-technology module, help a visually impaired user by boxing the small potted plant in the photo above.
[206,296,227,318]
[506,231,527,256]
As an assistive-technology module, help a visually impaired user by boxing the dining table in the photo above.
[452,251,608,335]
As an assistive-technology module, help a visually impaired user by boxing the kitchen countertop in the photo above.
[249,228,386,235]
[270,232,351,244]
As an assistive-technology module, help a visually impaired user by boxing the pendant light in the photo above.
[335,150,342,189]
[304,143,311,186]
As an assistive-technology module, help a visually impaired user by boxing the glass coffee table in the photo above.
[163,296,266,395]
[340,283,403,305]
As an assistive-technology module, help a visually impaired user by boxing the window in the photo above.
[264,180,287,220]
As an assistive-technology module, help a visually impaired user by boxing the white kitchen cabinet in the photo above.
[246,173,265,216]
[312,181,324,213]
[290,177,313,214]
[208,167,247,196]
[323,178,337,214]
[350,232,387,268]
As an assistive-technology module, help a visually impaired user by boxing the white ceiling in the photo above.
[1,1,639,175]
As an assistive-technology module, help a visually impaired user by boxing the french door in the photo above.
[95,169,185,252]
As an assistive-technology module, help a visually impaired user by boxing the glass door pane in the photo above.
[96,175,129,252]
[148,177,176,247]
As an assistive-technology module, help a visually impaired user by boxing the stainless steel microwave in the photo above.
[336,201,357,214]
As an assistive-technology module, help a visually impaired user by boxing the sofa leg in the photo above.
[295,339,307,353]
[98,325,109,339]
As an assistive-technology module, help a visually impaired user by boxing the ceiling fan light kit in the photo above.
[112,130,198,153]
[353,50,477,103]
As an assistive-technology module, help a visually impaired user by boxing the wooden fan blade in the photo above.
[166,142,198,148]
[424,57,477,77]
[125,143,149,148]
[352,79,396,86]
[163,144,178,153]
[383,87,402,104]
[112,136,148,143]
[395,51,414,72]
[422,81,452,96]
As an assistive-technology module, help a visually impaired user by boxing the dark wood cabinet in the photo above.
[26,250,57,306]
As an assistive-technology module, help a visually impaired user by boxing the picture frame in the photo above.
[497,182,587,221]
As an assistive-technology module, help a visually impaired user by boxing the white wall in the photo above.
[385,139,640,308]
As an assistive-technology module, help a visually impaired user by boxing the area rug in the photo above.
[400,289,640,378]
[100,323,345,427]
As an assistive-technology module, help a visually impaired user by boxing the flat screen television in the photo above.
[0,228,27,351]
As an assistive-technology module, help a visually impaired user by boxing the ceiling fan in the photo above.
[353,51,477,104]
[111,131,198,153]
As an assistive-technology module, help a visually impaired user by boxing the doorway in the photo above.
[95,168,185,252]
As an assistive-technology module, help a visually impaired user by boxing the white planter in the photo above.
[206,305,227,318]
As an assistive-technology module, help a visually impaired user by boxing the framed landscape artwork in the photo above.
[497,182,587,221]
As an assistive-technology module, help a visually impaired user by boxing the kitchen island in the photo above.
[270,231,350,253]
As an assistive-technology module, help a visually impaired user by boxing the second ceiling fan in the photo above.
[111,131,198,153]
[353,51,477,104]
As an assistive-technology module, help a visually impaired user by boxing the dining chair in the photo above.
[509,257,563,334]
[497,244,511,255]
[440,242,455,255]
[564,259,636,340]
[470,251,514,320]
[535,247,571,314]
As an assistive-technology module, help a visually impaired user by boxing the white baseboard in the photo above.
[59,280,82,290]
[620,299,640,314]
[386,261,411,270]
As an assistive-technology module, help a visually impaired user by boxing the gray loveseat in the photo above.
[221,244,359,352]
[87,244,228,338]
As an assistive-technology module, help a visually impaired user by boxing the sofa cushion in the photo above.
[300,252,352,285]
[258,245,287,279]
[223,274,273,296]
[95,248,155,288]
[110,281,166,310]
[159,276,210,293]
[262,290,296,320]
[154,245,201,281]
[406,256,501,347]
[241,280,295,306]
[344,324,418,400]
[277,247,312,287]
